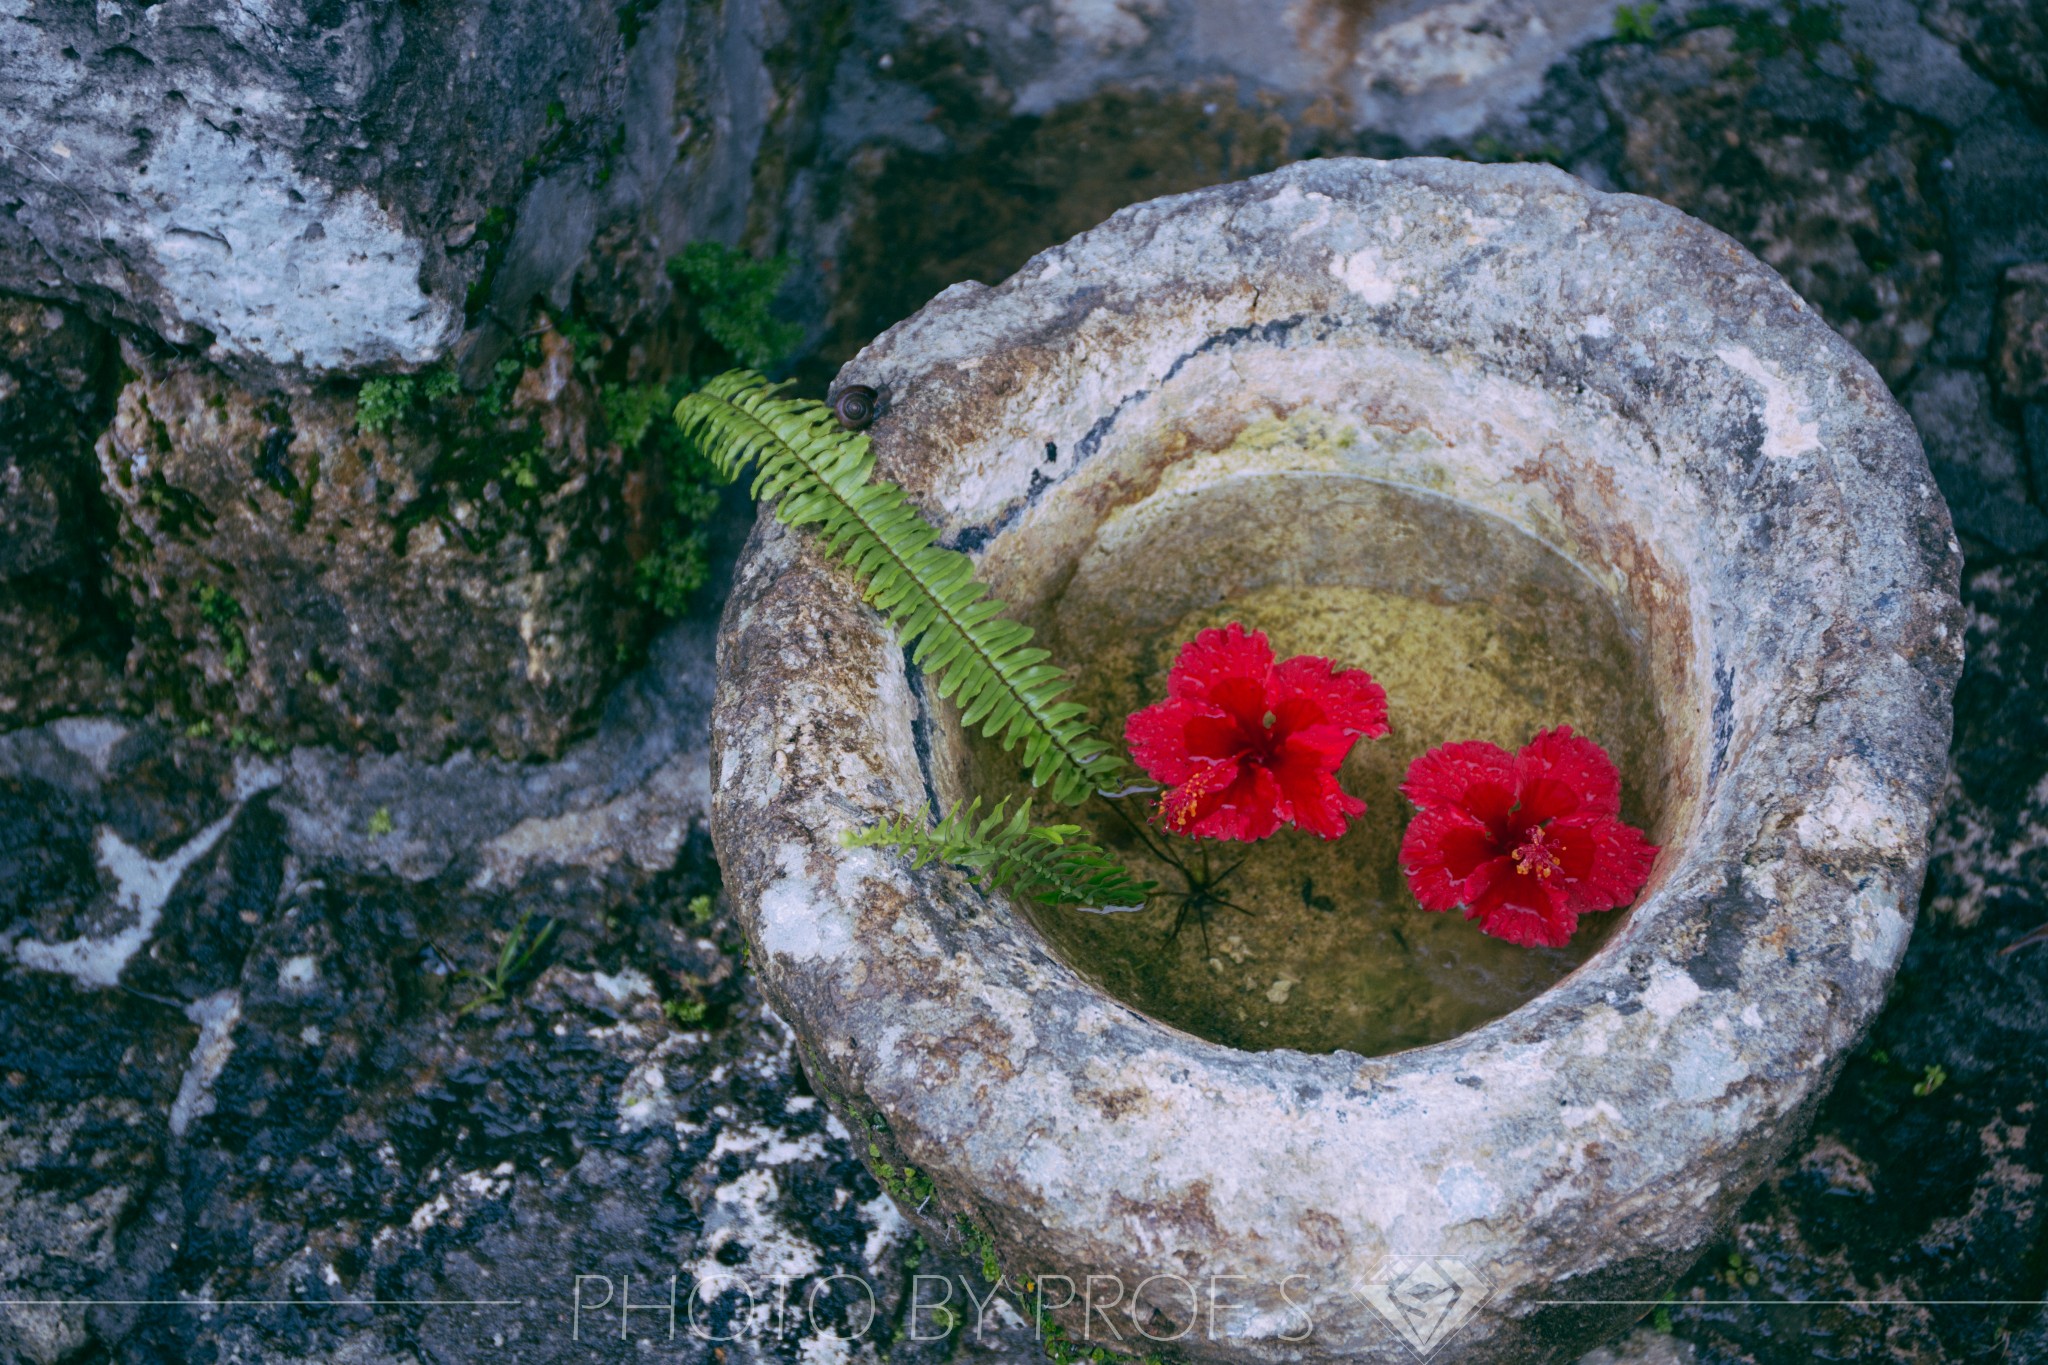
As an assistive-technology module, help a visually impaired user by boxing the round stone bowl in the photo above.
[711,159,1962,1362]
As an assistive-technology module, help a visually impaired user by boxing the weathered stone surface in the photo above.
[95,333,644,761]
[0,0,829,387]
[1577,1330,1697,1365]
[0,618,1034,1364]
[714,160,1962,1362]
[0,0,837,757]
[0,969,191,1365]
[1931,97,2048,368]
[798,0,1985,402]
[1657,557,2048,1362]
[0,295,127,726]
[3,6,2046,1364]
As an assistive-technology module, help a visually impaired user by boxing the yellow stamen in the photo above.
[1513,826,1563,880]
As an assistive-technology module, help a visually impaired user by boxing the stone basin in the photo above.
[710,158,1963,1362]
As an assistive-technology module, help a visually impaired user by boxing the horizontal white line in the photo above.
[2,1300,523,1308]
[15,1298,2040,1311]
[1537,1300,2044,1307]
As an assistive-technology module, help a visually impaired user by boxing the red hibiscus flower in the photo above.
[1124,623,1388,842]
[1398,727,1658,948]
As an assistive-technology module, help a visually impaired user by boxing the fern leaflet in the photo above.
[676,369,1129,804]
[845,799,1153,910]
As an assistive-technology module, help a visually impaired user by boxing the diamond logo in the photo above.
[1356,1257,1495,1359]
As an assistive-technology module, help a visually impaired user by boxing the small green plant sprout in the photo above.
[227,725,281,756]
[684,893,716,926]
[367,806,394,837]
[604,378,722,616]
[668,243,802,370]
[675,370,1129,805]
[631,527,714,617]
[355,366,460,434]
[453,913,559,1017]
[354,376,410,434]
[602,381,673,449]
[956,1215,1004,1284]
[1913,1062,1948,1096]
[846,799,1154,909]
[662,997,708,1027]
[195,584,249,673]
[1613,2,1657,40]
[1030,1289,1100,1365]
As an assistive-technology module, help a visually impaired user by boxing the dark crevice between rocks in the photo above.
[901,645,944,824]
[0,293,134,730]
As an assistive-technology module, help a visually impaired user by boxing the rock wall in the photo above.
[97,331,644,759]
[0,0,838,756]
[10,0,2042,755]
[0,0,822,384]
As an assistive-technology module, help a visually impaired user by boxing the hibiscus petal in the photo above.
[1400,740,1518,816]
[1269,655,1389,740]
[1516,726,1623,820]
[1188,764,1285,842]
[1550,814,1660,913]
[1273,745,1367,840]
[1166,622,1274,706]
[1158,757,1241,835]
[1514,776,1581,826]
[1281,722,1359,767]
[1183,707,1257,762]
[1400,809,1503,911]
[1205,675,1272,738]
[1124,697,1221,785]
[1438,821,1501,881]
[1466,858,1578,948]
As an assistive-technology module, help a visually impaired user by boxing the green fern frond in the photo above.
[845,799,1153,910]
[676,369,1129,804]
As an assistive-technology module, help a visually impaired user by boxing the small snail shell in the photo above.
[830,384,880,431]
